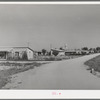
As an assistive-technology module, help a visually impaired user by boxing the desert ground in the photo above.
[2,53,100,90]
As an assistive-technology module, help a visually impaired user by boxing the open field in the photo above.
[2,53,100,89]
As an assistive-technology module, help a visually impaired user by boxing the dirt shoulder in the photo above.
[0,61,49,89]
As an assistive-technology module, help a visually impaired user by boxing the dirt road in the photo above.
[3,53,100,89]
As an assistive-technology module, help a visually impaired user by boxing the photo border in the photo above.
[0,1,100,99]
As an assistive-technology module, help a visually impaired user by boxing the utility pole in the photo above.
[50,44,52,49]
[27,42,30,48]
[65,43,68,50]
[50,44,53,56]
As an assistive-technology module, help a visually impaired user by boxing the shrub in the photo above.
[44,57,55,61]
[22,51,28,60]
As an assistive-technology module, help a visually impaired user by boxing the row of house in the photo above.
[51,48,90,56]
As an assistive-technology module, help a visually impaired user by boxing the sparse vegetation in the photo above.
[84,55,100,72]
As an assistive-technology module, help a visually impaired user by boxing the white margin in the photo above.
[0,1,99,4]
[0,90,100,99]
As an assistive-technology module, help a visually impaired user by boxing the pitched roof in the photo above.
[51,48,65,52]
[0,47,34,52]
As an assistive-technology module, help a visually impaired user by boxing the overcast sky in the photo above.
[0,4,100,50]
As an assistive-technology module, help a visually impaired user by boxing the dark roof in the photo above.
[51,48,65,52]
[27,47,34,52]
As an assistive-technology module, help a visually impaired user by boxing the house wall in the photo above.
[12,48,26,59]
[26,48,34,60]
[57,52,65,56]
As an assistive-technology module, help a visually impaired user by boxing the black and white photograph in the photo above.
[0,3,100,90]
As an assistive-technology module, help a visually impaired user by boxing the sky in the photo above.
[0,4,100,51]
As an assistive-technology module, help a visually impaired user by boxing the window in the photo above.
[15,52,19,57]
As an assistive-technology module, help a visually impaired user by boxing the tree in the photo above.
[48,51,51,56]
[89,48,94,53]
[93,48,97,53]
[52,51,59,56]
[22,51,28,60]
[96,47,100,52]
[89,48,93,51]
[42,49,47,55]
[59,47,63,50]
[81,47,88,50]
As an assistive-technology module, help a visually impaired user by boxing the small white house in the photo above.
[0,47,35,60]
[51,48,65,56]
[57,52,65,56]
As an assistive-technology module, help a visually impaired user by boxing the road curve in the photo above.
[3,53,100,90]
